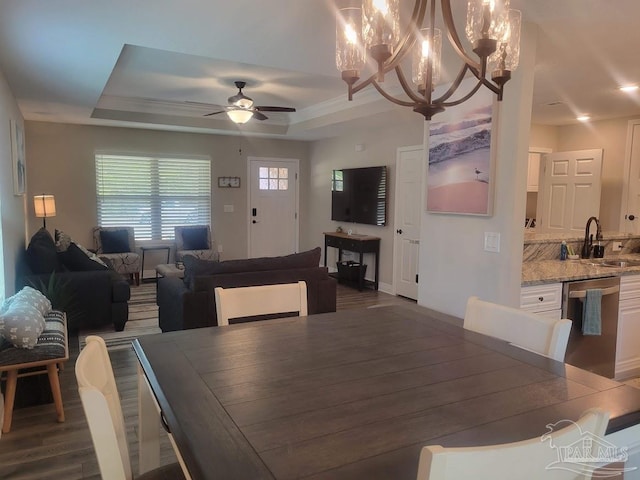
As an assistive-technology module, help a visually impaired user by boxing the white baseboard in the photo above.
[615,359,640,380]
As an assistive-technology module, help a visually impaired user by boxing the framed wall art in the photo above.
[425,88,495,216]
[10,119,25,196]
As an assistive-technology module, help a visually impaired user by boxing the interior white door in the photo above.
[621,120,640,234]
[393,146,423,300]
[536,149,603,234]
[248,157,299,258]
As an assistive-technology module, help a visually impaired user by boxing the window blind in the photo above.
[95,154,211,240]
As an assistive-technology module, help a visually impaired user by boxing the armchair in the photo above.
[174,225,219,262]
[92,227,141,285]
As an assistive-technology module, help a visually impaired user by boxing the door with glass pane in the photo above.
[248,157,299,258]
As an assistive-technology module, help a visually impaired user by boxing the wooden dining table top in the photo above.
[133,304,640,480]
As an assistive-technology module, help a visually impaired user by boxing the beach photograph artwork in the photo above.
[426,90,494,215]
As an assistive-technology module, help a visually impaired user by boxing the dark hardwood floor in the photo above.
[0,284,414,480]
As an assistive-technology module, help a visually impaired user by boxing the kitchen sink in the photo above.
[583,258,640,268]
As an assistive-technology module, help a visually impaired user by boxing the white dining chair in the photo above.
[214,281,308,326]
[75,335,185,480]
[464,296,572,361]
[417,408,610,480]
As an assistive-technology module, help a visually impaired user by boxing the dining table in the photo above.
[132,303,640,480]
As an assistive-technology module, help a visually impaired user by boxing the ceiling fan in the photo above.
[204,81,296,124]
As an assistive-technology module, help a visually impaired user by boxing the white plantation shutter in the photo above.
[95,154,211,240]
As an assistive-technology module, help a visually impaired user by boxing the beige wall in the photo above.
[0,69,26,299]
[305,113,424,289]
[556,116,637,231]
[25,122,309,262]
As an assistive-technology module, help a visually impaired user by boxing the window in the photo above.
[259,166,289,190]
[95,154,211,241]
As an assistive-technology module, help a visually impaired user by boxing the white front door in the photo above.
[621,120,640,234]
[393,146,423,300]
[248,157,299,258]
[536,149,603,234]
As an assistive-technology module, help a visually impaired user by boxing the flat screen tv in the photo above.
[331,166,387,226]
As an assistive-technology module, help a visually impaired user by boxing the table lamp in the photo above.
[34,194,56,229]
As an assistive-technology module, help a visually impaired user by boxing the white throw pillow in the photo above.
[0,286,50,349]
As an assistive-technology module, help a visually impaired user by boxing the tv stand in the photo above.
[323,232,380,291]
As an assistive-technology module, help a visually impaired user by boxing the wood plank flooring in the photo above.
[0,284,413,480]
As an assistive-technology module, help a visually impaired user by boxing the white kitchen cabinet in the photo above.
[616,274,640,379]
[527,152,541,192]
[520,283,562,319]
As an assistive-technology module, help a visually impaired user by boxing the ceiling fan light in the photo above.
[227,109,253,124]
[235,97,254,109]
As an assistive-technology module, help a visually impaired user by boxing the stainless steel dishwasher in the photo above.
[562,276,620,378]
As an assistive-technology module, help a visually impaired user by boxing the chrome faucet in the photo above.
[581,216,603,258]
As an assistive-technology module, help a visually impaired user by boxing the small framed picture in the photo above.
[218,176,241,188]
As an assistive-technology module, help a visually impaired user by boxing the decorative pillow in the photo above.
[75,242,108,267]
[54,229,73,252]
[100,229,130,254]
[0,287,50,349]
[181,227,209,250]
[59,243,108,271]
[26,228,63,274]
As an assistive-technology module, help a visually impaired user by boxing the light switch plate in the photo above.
[223,204,234,213]
[484,232,501,253]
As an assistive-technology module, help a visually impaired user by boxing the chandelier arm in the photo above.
[430,63,471,104]
[441,0,481,72]
[439,78,484,107]
[395,66,429,104]
[371,80,416,107]
[385,0,427,70]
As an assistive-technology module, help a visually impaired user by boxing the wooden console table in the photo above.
[323,231,380,291]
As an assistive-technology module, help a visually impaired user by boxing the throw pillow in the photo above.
[26,228,63,274]
[100,229,130,254]
[59,243,109,271]
[54,229,73,252]
[0,287,50,349]
[181,227,209,250]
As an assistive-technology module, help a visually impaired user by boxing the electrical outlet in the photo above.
[613,241,623,252]
[217,245,223,253]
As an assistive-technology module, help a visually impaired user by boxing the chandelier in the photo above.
[336,0,522,120]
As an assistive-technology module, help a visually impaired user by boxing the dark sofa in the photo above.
[158,247,337,332]
[18,228,130,332]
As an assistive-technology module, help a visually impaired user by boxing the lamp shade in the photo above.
[226,109,254,124]
[34,194,56,218]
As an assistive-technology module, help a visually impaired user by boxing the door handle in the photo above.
[629,214,636,221]
[396,229,403,234]
[252,220,258,224]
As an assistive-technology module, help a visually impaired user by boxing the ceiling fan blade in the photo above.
[254,106,296,113]
[203,110,227,117]
[252,110,268,121]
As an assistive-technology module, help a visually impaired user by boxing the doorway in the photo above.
[248,157,299,258]
[621,120,640,234]
[535,149,603,234]
[393,146,423,300]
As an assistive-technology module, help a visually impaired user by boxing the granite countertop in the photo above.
[522,255,640,286]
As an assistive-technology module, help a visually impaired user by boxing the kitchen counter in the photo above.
[522,255,640,285]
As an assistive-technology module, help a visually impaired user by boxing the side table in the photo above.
[140,246,171,282]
